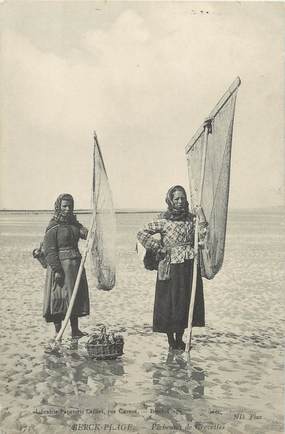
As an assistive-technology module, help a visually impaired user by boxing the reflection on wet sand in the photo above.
[163,351,205,399]
[42,338,126,421]
[41,340,207,432]
[43,339,126,400]
[149,350,205,429]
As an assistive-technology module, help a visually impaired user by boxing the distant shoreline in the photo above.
[0,209,163,215]
[0,207,284,215]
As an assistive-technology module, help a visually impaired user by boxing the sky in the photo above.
[0,1,284,210]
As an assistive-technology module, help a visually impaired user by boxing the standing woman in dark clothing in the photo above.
[43,193,90,337]
[137,185,208,350]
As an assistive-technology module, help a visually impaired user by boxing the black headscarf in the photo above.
[52,193,79,225]
[160,185,191,221]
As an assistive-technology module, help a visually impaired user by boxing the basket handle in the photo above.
[101,326,107,337]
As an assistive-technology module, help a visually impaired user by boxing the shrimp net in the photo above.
[186,78,240,279]
[90,134,116,290]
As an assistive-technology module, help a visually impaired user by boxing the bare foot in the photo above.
[71,329,88,338]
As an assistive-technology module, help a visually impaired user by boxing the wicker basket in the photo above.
[86,326,124,360]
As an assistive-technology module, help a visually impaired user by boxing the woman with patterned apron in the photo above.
[137,185,207,350]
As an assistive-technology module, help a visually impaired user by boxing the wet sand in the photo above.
[0,211,284,434]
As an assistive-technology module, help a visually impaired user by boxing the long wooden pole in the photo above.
[55,215,96,342]
[185,78,241,352]
[56,134,97,342]
[185,123,209,353]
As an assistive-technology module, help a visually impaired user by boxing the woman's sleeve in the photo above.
[43,227,62,273]
[137,220,164,251]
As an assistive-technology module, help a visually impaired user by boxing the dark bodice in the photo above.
[56,224,81,248]
[43,221,87,273]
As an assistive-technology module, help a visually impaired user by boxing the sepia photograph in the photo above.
[0,2,284,434]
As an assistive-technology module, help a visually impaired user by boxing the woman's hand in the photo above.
[156,247,167,261]
[193,206,206,223]
[54,271,64,287]
[80,226,88,240]
[203,117,213,133]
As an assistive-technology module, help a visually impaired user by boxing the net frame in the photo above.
[90,132,116,291]
[184,77,241,352]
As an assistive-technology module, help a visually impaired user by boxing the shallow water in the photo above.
[0,210,284,434]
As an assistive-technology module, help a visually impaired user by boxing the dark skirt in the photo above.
[153,259,205,333]
[43,258,90,323]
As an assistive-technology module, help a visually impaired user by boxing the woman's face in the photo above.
[60,199,73,216]
[172,190,186,209]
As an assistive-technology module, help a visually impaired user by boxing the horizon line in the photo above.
[0,205,284,214]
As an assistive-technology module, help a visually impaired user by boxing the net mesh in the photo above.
[90,136,116,290]
[187,91,238,279]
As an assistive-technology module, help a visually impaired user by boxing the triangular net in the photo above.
[186,80,240,279]
[90,135,116,290]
